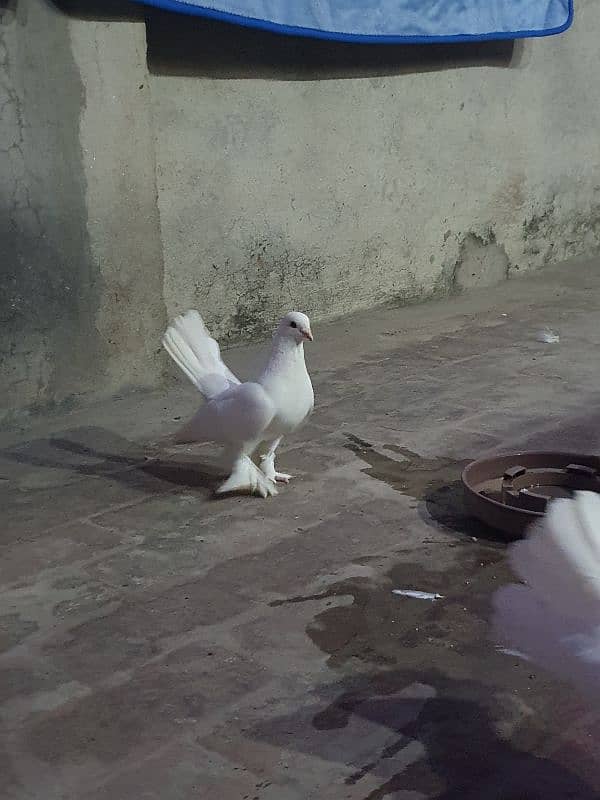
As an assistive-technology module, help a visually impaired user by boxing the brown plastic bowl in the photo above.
[462,451,600,540]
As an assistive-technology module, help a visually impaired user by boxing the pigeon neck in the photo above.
[266,335,304,372]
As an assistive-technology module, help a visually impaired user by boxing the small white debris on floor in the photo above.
[393,589,444,601]
[536,328,560,344]
[497,647,529,659]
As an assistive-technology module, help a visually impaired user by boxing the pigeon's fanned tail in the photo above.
[163,310,240,400]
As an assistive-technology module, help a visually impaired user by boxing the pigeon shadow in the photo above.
[1,426,223,494]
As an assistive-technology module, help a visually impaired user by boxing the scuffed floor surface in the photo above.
[2,259,600,799]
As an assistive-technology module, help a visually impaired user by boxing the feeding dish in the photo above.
[462,451,600,539]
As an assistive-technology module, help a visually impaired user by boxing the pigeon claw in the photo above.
[256,478,278,498]
[216,457,278,498]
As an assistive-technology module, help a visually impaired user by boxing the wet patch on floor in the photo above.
[345,434,502,541]
[274,539,507,670]
[259,521,600,797]
[344,436,470,502]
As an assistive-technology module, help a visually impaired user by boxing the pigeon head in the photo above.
[276,311,313,344]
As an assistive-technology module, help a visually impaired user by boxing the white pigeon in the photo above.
[162,310,314,498]
[493,491,600,697]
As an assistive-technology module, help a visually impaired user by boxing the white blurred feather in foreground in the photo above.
[163,310,314,498]
[493,491,600,696]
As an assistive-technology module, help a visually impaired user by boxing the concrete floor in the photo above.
[2,259,600,799]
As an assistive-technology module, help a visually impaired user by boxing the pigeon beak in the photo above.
[302,328,314,342]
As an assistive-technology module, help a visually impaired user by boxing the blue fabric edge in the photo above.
[134,0,574,43]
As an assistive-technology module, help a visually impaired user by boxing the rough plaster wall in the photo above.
[0,1,95,421]
[68,15,166,391]
[0,1,166,424]
[2,1,599,421]
[151,1,600,341]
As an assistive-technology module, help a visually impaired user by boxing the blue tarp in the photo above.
[136,0,573,43]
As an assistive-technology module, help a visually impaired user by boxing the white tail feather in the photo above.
[493,492,600,697]
[508,492,600,621]
[162,310,240,400]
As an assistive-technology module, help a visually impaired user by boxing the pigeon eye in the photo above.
[290,321,297,328]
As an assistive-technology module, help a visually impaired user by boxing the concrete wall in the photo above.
[1,0,599,421]
[0,1,92,420]
[149,1,600,341]
[0,0,165,424]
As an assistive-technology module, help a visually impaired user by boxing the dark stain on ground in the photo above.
[274,539,506,670]
[248,664,598,799]
[264,457,599,797]
[424,477,509,544]
[344,435,470,501]
[312,671,597,800]
[345,434,503,542]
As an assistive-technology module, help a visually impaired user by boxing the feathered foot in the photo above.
[260,439,293,484]
[216,455,278,498]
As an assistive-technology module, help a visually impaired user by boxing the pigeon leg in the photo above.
[217,442,278,498]
[260,437,293,484]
